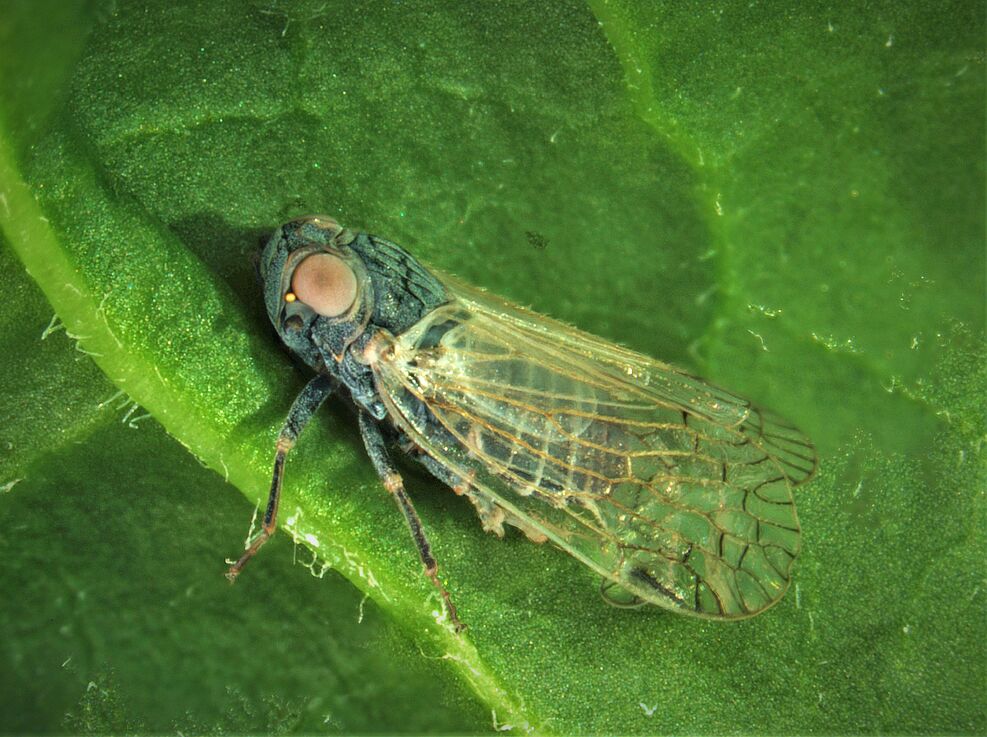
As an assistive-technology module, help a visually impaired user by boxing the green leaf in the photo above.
[1,1,983,733]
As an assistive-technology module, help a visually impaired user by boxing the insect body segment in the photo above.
[228,215,816,626]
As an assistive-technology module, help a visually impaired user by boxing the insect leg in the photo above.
[407,449,474,496]
[411,452,508,536]
[412,449,550,543]
[358,412,466,633]
[226,374,336,581]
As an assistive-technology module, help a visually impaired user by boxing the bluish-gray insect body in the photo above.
[229,215,817,630]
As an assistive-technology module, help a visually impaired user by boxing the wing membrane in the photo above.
[373,280,817,619]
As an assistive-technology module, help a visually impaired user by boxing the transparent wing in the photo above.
[440,274,817,486]
[373,278,817,619]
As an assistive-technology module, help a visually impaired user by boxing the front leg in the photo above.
[226,374,335,581]
[359,412,466,632]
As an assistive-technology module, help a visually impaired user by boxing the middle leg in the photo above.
[358,412,465,632]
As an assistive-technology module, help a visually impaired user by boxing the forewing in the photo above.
[373,284,816,619]
[440,274,817,485]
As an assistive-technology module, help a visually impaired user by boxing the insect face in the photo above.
[259,216,371,371]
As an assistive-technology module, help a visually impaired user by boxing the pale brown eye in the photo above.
[290,253,358,317]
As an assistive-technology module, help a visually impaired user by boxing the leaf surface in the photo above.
[1,1,983,733]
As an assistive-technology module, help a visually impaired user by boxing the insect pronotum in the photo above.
[226,216,817,630]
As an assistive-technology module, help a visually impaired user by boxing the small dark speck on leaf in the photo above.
[525,231,549,250]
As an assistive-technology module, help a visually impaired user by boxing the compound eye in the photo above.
[290,253,358,317]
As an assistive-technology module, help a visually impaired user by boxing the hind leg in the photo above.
[409,449,547,544]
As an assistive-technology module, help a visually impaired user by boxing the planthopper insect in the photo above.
[227,215,817,630]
